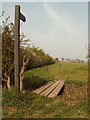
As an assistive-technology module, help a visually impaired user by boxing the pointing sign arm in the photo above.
[20,12,26,22]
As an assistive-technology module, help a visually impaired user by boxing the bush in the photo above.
[23,75,48,90]
[26,48,55,70]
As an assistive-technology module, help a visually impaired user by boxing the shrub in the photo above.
[23,75,48,90]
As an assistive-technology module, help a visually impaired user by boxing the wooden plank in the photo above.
[48,81,64,98]
[33,81,54,94]
[39,80,61,97]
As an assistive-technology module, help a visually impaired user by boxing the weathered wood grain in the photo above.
[39,80,61,97]
[33,81,54,94]
[48,81,64,98]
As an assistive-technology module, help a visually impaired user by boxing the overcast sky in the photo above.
[2,2,88,60]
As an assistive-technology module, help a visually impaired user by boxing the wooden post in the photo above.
[14,5,20,91]
[14,5,26,91]
[88,2,90,119]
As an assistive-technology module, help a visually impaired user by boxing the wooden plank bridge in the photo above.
[33,80,64,98]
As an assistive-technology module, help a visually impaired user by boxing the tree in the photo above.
[20,47,30,91]
[2,12,30,91]
[62,58,64,62]
[88,44,90,59]
[2,14,14,90]
[55,58,59,62]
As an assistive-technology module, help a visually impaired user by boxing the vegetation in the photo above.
[24,62,88,90]
[26,47,55,70]
[2,12,14,89]
[1,12,55,91]
[1,11,31,90]
[2,11,88,118]
[2,62,88,118]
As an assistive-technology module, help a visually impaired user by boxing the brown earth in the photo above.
[59,84,87,106]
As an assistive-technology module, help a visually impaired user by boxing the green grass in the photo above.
[25,62,87,80]
[2,62,88,118]
[23,62,87,90]
[2,87,88,118]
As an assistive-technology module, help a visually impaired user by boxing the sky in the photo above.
[2,2,88,60]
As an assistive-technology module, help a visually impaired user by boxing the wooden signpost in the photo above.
[14,5,26,91]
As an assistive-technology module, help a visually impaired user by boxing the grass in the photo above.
[23,62,87,90]
[2,62,88,118]
[25,62,87,80]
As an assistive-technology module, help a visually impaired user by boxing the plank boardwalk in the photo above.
[33,81,54,94]
[48,81,64,98]
[33,80,64,98]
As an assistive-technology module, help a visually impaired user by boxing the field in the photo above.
[2,62,88,118]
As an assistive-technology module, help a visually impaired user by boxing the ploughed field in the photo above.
[2,62,88,118]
